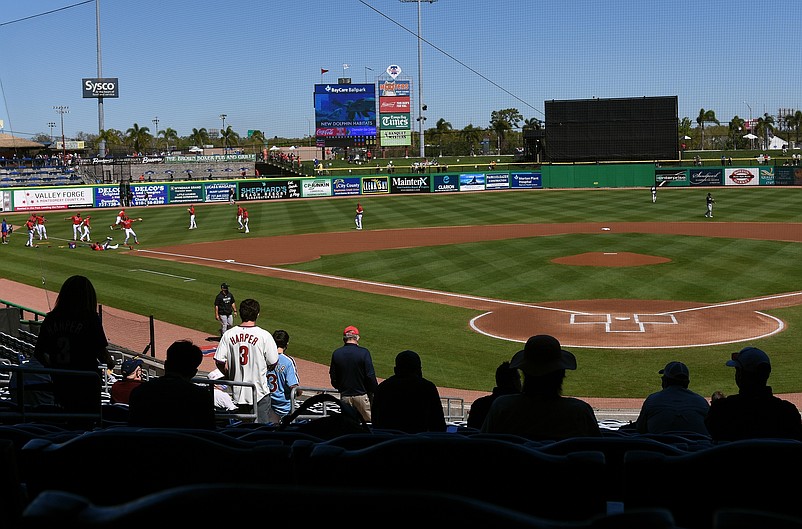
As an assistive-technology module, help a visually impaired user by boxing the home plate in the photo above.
[602,227,611,231]
[224,259,236,263]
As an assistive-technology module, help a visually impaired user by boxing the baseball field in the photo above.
[2,184,802,402]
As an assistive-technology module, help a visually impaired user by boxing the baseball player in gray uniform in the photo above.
[214,283,237,336]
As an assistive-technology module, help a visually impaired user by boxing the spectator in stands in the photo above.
[329,325,379,422]
[481,335,600,440]
[466,360,521,430]
[705,347,802,441]
[207,368,237,412]
[634,361,710,435]
[128,339,215,429]
[33,275,115,426]
[110,358,144,404]
[371,349,446,433]
[266,329,301,424]
[214,299,278,424]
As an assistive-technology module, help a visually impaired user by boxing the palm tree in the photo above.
[125,123,152,155]
[158,127,179,153]
[522,117,542,131]
[789,110,802,147]
[728,116,745,150]
[490,108,523,154]
[96,128,124,153]
[246,129,267,154]
[754,113,775,150]
[696,109,719,149]
[189,127,210,149]
[460,124,483,155]
[432,118,452,156]
[220,126,240,153]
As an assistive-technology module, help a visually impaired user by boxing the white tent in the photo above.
[269,145,280,151]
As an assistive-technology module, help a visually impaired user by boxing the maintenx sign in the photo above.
[82,77,119,98]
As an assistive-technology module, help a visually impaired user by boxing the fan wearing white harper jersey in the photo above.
[214,298,278,424]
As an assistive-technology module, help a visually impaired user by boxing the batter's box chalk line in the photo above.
[570,313,678,333]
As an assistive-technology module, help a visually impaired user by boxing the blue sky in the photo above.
[1,0,798,142]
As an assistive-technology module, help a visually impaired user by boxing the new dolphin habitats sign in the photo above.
[82,77,119,98]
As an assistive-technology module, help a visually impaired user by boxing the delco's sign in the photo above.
[82,77,119,98]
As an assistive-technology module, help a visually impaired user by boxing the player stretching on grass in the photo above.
[65,212,82,241]
[188,204,197,229]
[110,208,125,230]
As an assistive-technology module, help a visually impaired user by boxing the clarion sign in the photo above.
[82,77,119,98]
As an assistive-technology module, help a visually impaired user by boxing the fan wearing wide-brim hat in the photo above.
[480,335,600,440]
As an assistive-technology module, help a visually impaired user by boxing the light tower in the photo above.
[54,106,70,163]
[48,122,56,143]
[400,0,437,158]
[220,114,227,153]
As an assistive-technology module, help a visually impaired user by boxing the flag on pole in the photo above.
[342,64,350,69]
[321,68,329,74]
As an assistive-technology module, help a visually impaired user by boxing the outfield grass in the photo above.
[2,185,802,400]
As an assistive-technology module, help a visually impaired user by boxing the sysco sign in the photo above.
[82,77,119,98]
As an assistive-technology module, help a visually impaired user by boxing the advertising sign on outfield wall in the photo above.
[432,174,459,193]
[724,167,759,186]
[239,180,301,200]
[510,172,542,188]
[485,173,511,189]
[204,182,238,202]
[689,169,722,186]
[390,175,429,194]
[460,173,486,191]
[13,187,94,211]
[301,179,333,198]
[361,176,390,195]
[332,177,362,196]
[168,184,206,203]
[774,166,802,186]
[655,169,689,186]
[131,184,167,206]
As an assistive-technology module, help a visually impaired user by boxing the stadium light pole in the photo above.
[744,101,753,149]
[54,106,70,163]
[152,116,159,152]
[96,0,106,158]
[48,122,56,143]
[220,114,227,153]
[401,0,437,159]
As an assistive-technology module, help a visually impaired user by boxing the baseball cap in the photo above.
[121,358,143,376]
[343,325,360,337]
[220,283,229,290]
[726,347,771,373]
[510,335,576,376]
[659,361,689,382]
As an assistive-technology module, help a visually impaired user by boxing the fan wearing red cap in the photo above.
[705,347,802,441]
[329,324,378,422]
[480,335,600,440]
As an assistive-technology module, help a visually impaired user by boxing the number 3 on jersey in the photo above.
[239,345,250,365]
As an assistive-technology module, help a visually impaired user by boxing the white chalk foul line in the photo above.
[129,268,196,282]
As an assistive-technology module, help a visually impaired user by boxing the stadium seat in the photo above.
[19,483,684,529]
[623,439,802,529]
[536,435,687,502]
[20,427,294,505]
[298,435,609,521]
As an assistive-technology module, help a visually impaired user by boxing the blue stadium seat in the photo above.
[623,439,802,529]
[298,435,608,521]
[19,483,684,529]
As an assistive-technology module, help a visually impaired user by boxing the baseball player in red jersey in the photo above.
[111,208,125,230]
[121,215,142,245]
[25,218,37,247]
[65,212,82,240]
[242,208,250,233]
[354,202,364,230]
[237,204,244,229]
[188,205,197,229]
[79,215,92,242]
[35,213,48,240]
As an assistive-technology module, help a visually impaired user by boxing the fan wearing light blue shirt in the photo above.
[266,329,301,424]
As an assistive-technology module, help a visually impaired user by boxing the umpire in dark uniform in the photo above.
[214,283,237,336]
